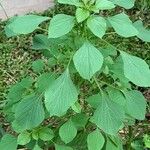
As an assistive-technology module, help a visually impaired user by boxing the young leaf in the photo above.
[87,129,105,150]
[76,8,90,23]
[73,41,103,80]
[55,144,73,150]
[87,16,106,38]
[0,134,17,150]
[17,131,31,145]
[123,90,146,120]
[120,51,150,87]
[91,93,125,135]
[71,102,82,113]
[48,14,75,38]
[95,0,115,10]
[6,15,49,35]
[58,0,82,7]
[110,0,135,9]
[59,120,77,144]
[32,59,44,73]
[133,20,150,42]
[13,94,45,131]
[108,13,138,37]
[45,69,78,116]
[39,127,54,141]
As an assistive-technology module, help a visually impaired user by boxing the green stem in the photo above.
[127,126,133,150]
[93,76,103,94]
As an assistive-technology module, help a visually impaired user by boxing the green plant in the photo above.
[1,0,150,149]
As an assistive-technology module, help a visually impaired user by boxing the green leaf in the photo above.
[95,0,115,10]
[7,77,33,104]
[32,59,44,73]
[91,93,125,135]
[120,51,150,87]
[108,13,138,37]
[87,16,106,38]
[110,0,135,9]
[123,90,146,120]
[107,88,126,106]
[7,15,49,35]
[71,113,89,129]
[33,144,42,150]
[86,94,101,109]
[59,120,77,144]
[73,41,103,80]
[13,94,45,131]
[76,8,90,23]
[36,73,55,93]
[144,134,150,148]
[87,129,105,150]
[39,127,54,141]
[133,20,150,42]
[48,14,75,38]
[45,69,78,116]
[0,134,17,150]
[55,144,73,150]
[105,136,123,150]
[17,131,31,145]
[71,102,82,113]
[58,0,82,7]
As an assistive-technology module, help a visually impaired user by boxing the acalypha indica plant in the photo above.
[1,0,150,149]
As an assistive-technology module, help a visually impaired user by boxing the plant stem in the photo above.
[127,126,133,150]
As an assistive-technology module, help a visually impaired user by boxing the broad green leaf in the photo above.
[39,127,54,141]
[17,131,31,145]
[13,94,45,131]
[91,93,125,135]
[58,0,82,7]
[45,69,78,116]
[86,94,101,109]
[107,88,126,106]
[110,0,135,9]
[123,90,146,120]
[87,16,106,38]
[0,134,17,150]
[59,120,77,144]
[55,144,73,150]
[87,129,105,150]
[48,14,75,38]
[71,113,89,129]
[76,8,90,23]
[36,73,55,93]
[133,20,150,42]
[120,51,150,87]
[108,13,138,37]
[95,0,115,10]
[7,15,49,35]
[32,59,44,73]
[73,41,103,80]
